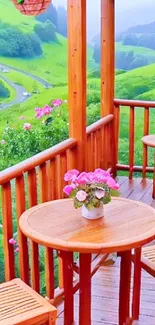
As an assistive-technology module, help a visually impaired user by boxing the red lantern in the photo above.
[11,0,52,16]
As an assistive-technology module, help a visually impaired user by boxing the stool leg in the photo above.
[132,248,142,321]
[153,152,155,199]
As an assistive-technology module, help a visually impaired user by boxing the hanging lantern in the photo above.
[11,0,52,16]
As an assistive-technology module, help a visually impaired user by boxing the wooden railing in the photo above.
[0,114,114,303]
[0,138,77,295]
[114,99,155,179]
[86,114,114,172]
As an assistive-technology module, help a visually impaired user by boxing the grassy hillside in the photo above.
[116,63,155,100]
[0,0,38,33]
[116,41,155,65]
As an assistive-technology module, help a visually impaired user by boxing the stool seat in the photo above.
[141,135,155,148]
[0,279,57,325]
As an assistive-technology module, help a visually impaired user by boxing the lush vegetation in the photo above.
[0,79,10,99]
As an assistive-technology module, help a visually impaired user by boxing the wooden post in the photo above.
[101,0,117,173]
[68,0,87,171]
[101,0,115,116]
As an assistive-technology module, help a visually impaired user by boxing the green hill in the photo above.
[0,0,38,33]
[116,63,155,100]
[116,42,155,65]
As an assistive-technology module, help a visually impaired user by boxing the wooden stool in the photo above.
[0,278,57,325]
[141,134,155,198]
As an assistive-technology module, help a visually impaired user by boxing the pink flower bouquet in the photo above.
[63,169,120,210]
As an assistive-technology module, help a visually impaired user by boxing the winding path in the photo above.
[0,63,52,110]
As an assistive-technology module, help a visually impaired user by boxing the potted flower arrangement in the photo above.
[63,168,120,220]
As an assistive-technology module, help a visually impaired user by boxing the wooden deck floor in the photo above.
[57,177,155,325]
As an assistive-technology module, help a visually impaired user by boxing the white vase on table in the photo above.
[82,203,104,220]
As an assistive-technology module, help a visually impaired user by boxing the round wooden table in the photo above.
[142,134,155,198]
[19,197,155,325]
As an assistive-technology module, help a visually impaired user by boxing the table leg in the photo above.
[61,251,74,325]
[132,248,142,320]
[119,250,132,325]
[79,253,92,325]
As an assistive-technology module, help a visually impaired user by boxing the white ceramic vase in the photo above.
[82,204,104,220]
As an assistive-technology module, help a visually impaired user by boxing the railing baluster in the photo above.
[67,148,76,171]
[143,107,150,178]
[129,106,135,179]
[114,104,120,170]
[28,168,40,292]
[16,175,29,284]
[39,163,55,298]
[2,182,15,280]
[47,159,56,201]
[45,247,54,299]
[28,169,37,207]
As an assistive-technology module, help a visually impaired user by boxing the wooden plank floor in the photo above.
[57,177,155,325]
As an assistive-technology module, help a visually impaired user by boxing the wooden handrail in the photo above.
[114,98,155,108]
[0,138,77,185]
[86,114,113,135]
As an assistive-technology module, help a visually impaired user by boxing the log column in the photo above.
[68,0,87,171]
[101,0,117,173]
[101,0,115,116]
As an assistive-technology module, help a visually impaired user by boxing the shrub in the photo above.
[0,27,42,58]
[0,104,69,171]
[0,80,10,98]
[34,21,58,43]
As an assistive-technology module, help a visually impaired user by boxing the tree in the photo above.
[34,21,57,43]
[0,81,10,99]
[36,4,57,27]
[0,27,42,58]
[56,6,67,37]
[123,34,138,46]
[93,44,100,63]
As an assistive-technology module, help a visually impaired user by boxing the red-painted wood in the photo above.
[132,248,142,321]
[79,253,92,325]
[119,250,132,325]
[62,251,74,325]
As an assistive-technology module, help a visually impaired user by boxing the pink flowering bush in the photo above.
[63,168,120,210]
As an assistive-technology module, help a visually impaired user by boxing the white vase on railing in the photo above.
[82,203,104,220]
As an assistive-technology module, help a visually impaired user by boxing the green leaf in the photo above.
[17,0,24,4]
[45,117,53,125]
[69,189,78,198]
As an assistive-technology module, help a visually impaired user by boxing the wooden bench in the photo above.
[0,278,57,325]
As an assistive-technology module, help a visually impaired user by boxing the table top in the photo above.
[19,198,155,254]
[141,135,155,148]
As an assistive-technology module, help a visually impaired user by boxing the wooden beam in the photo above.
[101,0,115,116]
[68,0,87,171]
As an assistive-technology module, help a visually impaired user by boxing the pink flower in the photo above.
[87,172,94,182]
[20,115,25,120]
[76,190,87,202]
[35,108,44,119]
[43,105,53,115]
[106,177,119,190]
[63,185,74,196]
[76,172,88,185]
[51,99,63,107]
[64,169,79,182]
[94,169,110,178]
[95,188,105,199]
[14,247,19,253]
[23,123,31,131]
[9,238,16,245]
[1,139,6,145]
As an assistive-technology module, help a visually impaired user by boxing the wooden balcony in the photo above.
[0,100,155,324]
[0,1,155,324]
